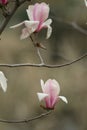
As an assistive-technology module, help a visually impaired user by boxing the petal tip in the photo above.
[59,96,68,104]
[37,92,48,101]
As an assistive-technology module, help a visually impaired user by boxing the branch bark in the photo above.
[52,15,87,36]
[0,0,31,35]
[0,111,51,124]
[0,52,86,68]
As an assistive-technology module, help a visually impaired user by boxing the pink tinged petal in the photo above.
[45,96,58,109]
[59,96,68,104]
[45,96,52,108]
[43,79,57,107]
[33,3,49,22]
[10,21,24,29]
[44,79,60,96]
[52,79,60,95]
[44,79,52,93]
[40,2,50,21]
[0,71,7,92]
[44,79,61,108]
[26,5,34,21]
[37,93,48,101]
[51,96,58,107]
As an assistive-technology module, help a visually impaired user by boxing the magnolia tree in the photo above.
[0,0,87,128]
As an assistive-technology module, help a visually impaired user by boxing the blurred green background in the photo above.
[0,0,87,130]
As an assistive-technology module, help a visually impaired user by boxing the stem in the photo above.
[0,52,86,68]
[51,14,87,36]
[37,48,44,64]
[30,35,45,64]
[30,35,36,47]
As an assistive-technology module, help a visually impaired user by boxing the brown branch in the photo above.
[0,0,31,35]
[0,52,86,68]
[0,111,51,124]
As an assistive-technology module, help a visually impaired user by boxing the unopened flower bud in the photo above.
[0,0,8,5]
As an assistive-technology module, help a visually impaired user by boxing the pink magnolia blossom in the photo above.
[37,79,68,110]
[10,2,52,39]
[0,0,8,5]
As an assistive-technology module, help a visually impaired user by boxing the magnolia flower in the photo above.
[37,79,68,110]
[0,0,8,5]
[0,71,7,92]
[84,0,87,6]
[10,2,52,39]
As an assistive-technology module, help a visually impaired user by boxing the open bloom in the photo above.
[37,79,68,109]
[0,0,8,5]
[0,71,7,92]
[10,2,52,39]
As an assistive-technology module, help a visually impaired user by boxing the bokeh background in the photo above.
[0,0,87,130]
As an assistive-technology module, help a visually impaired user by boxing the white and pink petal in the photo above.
[26,5,34,20]
[44,79,59,97]
[24,20,39,33]
[59,96,68,104]
[10,21,25,29]
[52,79,60,95]
[37,93,48,101]
[33,3,49,22]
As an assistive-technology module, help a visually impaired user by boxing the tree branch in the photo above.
[52,15,87,36]
[0,111,51,124]
[0,52,86,68]
[0,0,31,35]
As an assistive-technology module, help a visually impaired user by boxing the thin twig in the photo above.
[71,22,87,35]
[30,35,36,47]
[52,15,87,36]
[0,111,51,124]
[36,48,44,64]
[30,35,45,64]
[0,52,86,68]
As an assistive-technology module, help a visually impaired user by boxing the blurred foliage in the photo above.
[0,0,87,130]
